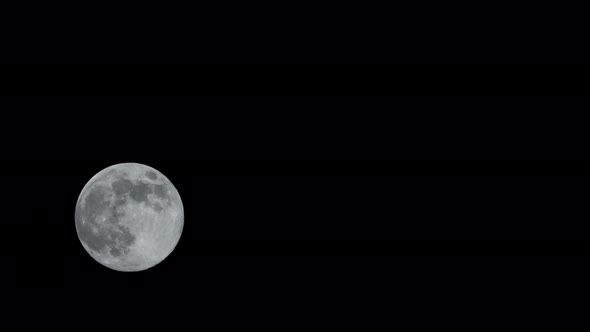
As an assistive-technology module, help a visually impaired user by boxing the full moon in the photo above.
[75,163,184,272]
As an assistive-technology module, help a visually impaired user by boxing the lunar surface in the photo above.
[75,163,183,272]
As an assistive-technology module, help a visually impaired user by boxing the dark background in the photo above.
[1,2,588,65]
[2,89,590,293]
[2,16,590,320]
[1,2,588,326]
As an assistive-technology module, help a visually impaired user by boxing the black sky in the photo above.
[2,92,589,286]
[0,65,588,329]
[1,1,588,326]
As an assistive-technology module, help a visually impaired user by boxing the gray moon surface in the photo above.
[75,163,184,272]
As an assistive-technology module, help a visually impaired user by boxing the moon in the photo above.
[75,163,184,272]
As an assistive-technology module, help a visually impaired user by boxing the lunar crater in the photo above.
[75,163,183,272]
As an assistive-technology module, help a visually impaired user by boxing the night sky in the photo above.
[1,0,586,326]
[0,67,587,327]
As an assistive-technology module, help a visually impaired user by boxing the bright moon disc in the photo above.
[75,163,184,271]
